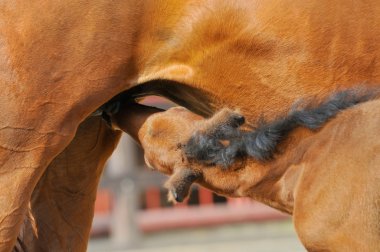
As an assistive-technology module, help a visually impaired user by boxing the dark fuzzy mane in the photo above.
[185,86,380,167]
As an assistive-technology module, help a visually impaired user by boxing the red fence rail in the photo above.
[91,186,288,236]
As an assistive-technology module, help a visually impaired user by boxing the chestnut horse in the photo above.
[1,0,380,250]
[112,95,380,251]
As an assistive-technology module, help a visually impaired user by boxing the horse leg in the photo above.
[0,114,81,251]
[16,116,121,251]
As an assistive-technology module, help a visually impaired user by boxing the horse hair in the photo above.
[184,86,380,167]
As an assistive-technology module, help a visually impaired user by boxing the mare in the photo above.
[1,0,380,250]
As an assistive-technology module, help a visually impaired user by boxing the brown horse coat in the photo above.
[118,100,380,251]
[1,0,380,250]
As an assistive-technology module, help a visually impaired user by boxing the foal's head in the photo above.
[137,106,247,202]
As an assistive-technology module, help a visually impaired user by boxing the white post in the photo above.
[107,134,141,248]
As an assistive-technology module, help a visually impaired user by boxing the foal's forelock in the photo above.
[185,86,380,167]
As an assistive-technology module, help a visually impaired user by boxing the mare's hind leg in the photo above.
[0,118,77,251]
[17,116,121,251]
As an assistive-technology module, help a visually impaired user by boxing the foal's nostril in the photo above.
[171,189,183,202]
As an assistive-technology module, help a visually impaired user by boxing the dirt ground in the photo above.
[88,220,305,252]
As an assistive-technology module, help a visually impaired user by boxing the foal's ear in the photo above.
[165,168,201,203]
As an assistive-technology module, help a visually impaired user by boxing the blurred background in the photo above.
[88,97,305,252]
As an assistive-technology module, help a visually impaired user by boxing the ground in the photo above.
[88,220,305,252]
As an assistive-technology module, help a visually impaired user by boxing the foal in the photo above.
[112,90,380,251]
